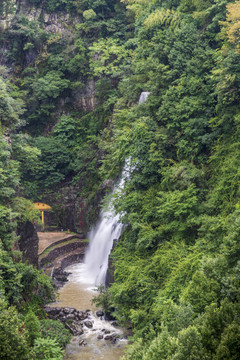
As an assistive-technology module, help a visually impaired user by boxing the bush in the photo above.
[0,300,33,360]
[25,310,41,346]
[33,337,64,360]
[39,319,71,349]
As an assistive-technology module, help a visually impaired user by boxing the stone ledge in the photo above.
[39,240,86,267]
[38,234,84,257]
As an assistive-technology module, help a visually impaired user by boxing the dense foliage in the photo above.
[1,0,240,358]
[0,56,68,359]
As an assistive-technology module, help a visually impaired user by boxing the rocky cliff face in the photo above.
[105,239,118,288]
[0,0,96,110]
[0,0,16,29]
[41,178,114,234]
[73,80,97,111]
[1,0,79,32]
[18,2,80,33]
[0,0,100,234]
[17,221,39,267]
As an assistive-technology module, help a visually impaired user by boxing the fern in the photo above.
[144,9,180,29]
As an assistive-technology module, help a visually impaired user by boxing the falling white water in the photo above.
[139,91,150,104]
[83,160,131,286]
[81,92,149,287]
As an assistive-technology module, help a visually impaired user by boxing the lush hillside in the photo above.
[0,0,240,359]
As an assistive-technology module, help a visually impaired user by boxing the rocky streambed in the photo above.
[44,306,124,343]
[46,263,128,360]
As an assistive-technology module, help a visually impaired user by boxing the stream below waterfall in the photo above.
[51,262,128,360]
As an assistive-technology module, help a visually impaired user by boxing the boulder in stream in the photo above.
[84,320,93,328]
[96,309,104,317]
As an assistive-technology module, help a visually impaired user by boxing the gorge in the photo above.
[1,0,240,359]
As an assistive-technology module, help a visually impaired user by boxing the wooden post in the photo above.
[42,210,44,230]
[33,203,51,231]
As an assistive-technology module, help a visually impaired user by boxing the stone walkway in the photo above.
[38,232,75,254]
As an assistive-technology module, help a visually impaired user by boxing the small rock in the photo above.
[111,321,118,327]
[104,335,113,341]
[79,339,87,346]
[96,309,104,317]
[66,314,75,320]
[77,311,88,320]
[104,330,111,334]
[84,320,93,328]
[63,307,75,314]
[44,307,61,316]
[97,334,103,340]
[65,322,84,336]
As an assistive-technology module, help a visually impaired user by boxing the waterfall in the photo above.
[83,92,150,286]
[139,91,150,104]
[84,160,131,286]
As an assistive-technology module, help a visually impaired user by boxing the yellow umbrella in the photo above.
[33,202,52,229]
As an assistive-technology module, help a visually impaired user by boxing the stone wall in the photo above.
[39,240,85,267]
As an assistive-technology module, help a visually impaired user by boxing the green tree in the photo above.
[0,300,33,360]
[89,38,132,77]
[0,76,25,128]
[33,337,64,360]
[25,310,41,346]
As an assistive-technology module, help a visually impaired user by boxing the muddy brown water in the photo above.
[49,263,128,360]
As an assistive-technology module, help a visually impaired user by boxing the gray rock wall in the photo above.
[17,220,39,267]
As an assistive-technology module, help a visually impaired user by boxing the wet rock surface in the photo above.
[16,221,39,267]
[84,320,93,328]
[44,306,88,335]
[44,306,127,344]
[52,267,71,288]
[96,309,104,317]
[79,339,87,346]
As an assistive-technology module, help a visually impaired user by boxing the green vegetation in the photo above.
[0,41,70,359]
[1,0,240,358]
[39,318,72,349]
